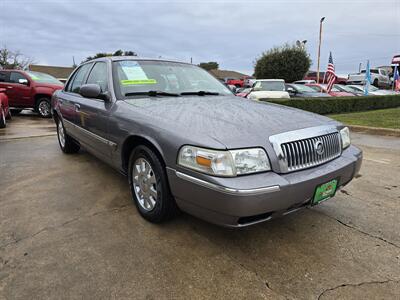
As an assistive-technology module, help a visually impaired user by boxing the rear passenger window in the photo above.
[67,63,92,93]
[86,62,108,92]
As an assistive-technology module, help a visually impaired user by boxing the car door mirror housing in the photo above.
[287,87,296,93]
[79,84,109,100]
[18,78,29,86]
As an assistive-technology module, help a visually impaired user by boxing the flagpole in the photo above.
[316,17,325,84]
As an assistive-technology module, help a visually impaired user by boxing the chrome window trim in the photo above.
[174,170,280,196]
[63,119,117,149]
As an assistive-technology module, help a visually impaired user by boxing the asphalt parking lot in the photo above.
[0,114,399,299]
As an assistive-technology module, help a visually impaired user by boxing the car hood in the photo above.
[123,96,338,148]
[35,83,64,90]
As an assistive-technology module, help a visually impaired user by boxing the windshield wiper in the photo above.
[180,91,220,96]
[125,90,180,97]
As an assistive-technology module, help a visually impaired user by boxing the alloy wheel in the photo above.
[38,100,50,117]
[58,119,66,148]
[132,158,158,211]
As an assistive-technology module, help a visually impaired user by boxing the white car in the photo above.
[247,79,290,100]
[347,68,390,88]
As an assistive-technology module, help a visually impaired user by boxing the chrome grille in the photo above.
[280,132,341,172]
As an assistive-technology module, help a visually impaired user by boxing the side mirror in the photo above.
[18,78,29,85]
[287,87,296,93]
[79,84,109,100]
[253,86,262,91]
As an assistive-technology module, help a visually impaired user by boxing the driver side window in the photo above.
[9,72,27,84]
[66,63,93,93]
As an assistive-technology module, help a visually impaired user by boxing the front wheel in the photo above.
[128,145,178,223]
[0,107,6,128]
[57,118,80,153]
[37,98,52,118]
[373,79,379,88]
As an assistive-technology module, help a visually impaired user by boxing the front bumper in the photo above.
[167,145,362,227]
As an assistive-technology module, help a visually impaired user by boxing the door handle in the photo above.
[74,103,81,112]
[6,86,13,89]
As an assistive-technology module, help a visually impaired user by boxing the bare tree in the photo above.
[0,46,35,70]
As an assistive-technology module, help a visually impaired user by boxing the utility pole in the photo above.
[316,17,325,84]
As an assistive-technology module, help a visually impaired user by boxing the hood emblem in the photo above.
[315,141,324,155]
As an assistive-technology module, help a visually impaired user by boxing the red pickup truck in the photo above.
[304,71,347,84]
[0,70,64,117]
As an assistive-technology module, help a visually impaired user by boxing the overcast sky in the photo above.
[1,0,399,75]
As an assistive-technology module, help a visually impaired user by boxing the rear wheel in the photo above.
[36,98,51,118]
[57,118,80,153]
[5,108,11,120]
[0,107,6,128]
[128,145,178,223]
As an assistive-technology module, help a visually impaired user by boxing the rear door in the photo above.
[74,61,113,160]
[58,63,93,139]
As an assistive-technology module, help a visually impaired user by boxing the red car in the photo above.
[0,88,11,128]
[0,70,64,117]
[304,71,347,84]
[305,83,355,97]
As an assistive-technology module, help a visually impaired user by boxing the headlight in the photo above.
[340,127,351,149]
[178,146,271,177]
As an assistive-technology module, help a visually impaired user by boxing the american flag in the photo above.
[325,52,336,92]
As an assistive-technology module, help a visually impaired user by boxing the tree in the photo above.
[83,49,137,63]
[0,46,35,70]
[254,43,311,82]
[199,62,219,71]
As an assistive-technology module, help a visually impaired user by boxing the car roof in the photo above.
[81,56,192,65]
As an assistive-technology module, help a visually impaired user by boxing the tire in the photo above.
[57,118,80,154]
[10,109,22,115]
[5,108,11,120]
[0,107,6,128]
[128,145,178,223]
[373,79,379,88]
[36,98,52,118]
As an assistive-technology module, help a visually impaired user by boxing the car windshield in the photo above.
[113,60,232,99]
[334,85,354,92]
[25,71,62,84]
[291,84,316,92]
[256,81,285,91]
[321,84,340,92]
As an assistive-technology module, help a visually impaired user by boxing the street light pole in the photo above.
[316,17,325,84]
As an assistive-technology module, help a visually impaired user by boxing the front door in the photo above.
[59,63,93,139]
[5,72,32,107]
[74,61,113,160]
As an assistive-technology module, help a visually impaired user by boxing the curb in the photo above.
[349,125,400,137]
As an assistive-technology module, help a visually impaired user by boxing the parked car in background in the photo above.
[333,84,363,96]
[52,57,362,227]
[285,84,331,98]
[347,68,390,88]
[0,88,11,128]
[225,78,244,88]
[293,80,316,85]
[305,83,355,97]
[346,85,399,96]
[0,70,64,117]
[235,87,252,98]
[304,71,347,84]
[247,79,290,100]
